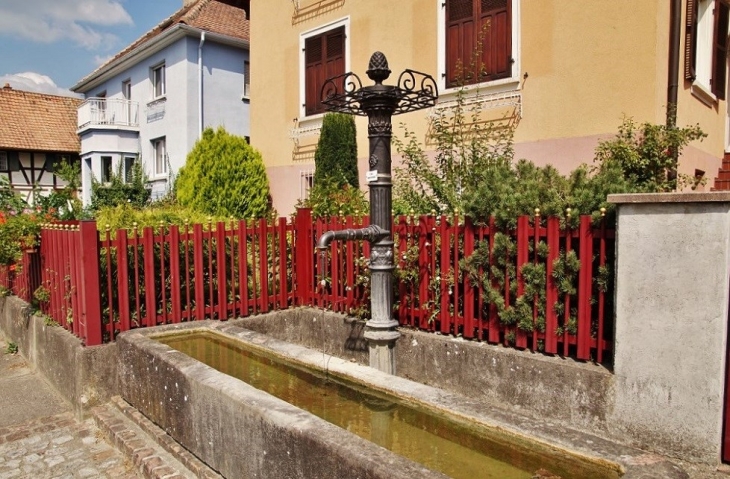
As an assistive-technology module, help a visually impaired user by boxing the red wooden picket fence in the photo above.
[0,249,41,304]
[0,209,615,364]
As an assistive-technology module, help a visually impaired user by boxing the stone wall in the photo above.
[608,192,730,463]
[0,295,119,417]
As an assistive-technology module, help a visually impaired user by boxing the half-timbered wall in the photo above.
[0,149,79,202]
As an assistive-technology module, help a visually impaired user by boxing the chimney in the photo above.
[2,83,11,90]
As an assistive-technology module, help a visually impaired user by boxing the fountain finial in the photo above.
[366,52,391,84]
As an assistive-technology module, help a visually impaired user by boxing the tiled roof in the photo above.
[0,86,81,153]
[75,0,249,89]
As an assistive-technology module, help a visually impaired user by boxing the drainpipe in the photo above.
[198,31,206,139]
[668,0,681,178]
[668,0,680,128]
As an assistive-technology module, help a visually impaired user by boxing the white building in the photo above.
[72,0,251,203]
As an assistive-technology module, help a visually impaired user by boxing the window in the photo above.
[101,156,112,183]
[124,156,136,183]
[122,79,133,125]
[303,24,346,116]
[152,63,166,99]
[686,0,729,101]
[95,90,107,123]
[153,138,167,176]
[243,61,250,99]
[300,169,314,200]
[0,152,7,172]
[444,0,512,88]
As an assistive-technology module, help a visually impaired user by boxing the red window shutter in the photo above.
[446,0,476,87]
[305,35,323,116]
[712,0,729,100]
[446,0,511,87]
[324,27,345,87]
[685,0,698,81]
[304,27,345,116]
[479,0,510,82]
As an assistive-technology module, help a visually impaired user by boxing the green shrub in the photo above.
[314,113,359,189]
[298,176,369,219]
[94,204,224,236]
[175,127,271,219]
[91,161,151,211]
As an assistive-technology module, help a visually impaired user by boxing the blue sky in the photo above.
[0,0,183,96]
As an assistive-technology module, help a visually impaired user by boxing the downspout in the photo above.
[198,31,206,139]
[668,0,680,128]
[668,0,681,177]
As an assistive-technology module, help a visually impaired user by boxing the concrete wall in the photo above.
[608,192,730,463]
[116,323,450,479]
[234,309,614,433]
[0,296,119,418]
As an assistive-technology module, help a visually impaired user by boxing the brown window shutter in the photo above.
[712,0,729,99]
[446,0,511,87]
[685,0,698,81]
[446,0,476,87]
[304,27,346,116]
[324,27,345,85]
[479,0,510,82]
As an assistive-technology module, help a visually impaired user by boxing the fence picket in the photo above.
[19,212,614,363]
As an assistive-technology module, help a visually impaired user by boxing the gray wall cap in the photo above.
[608,192,730,204]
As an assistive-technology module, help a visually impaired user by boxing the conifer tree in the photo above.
[175,127,271,218]
[314,113,359,188]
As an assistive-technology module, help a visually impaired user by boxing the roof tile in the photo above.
[0,87,81,153]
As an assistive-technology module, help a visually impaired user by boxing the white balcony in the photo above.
[77,98,139,131]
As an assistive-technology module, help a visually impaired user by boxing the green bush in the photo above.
[314,113,359,188]
[91,161,150,211]
[298,176,369,219]
[394,89,705,225]
[175,127,271,219]
[94,204,224,237]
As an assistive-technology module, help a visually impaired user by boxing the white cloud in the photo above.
[93,54,114,67]
[0,72,83,98]
[0,0,133,50]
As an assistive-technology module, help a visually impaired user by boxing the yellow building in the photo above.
[251,0,730,215]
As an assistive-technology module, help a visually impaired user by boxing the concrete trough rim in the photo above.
[122,320,625,478]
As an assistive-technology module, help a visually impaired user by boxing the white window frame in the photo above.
[243,60,251,99]
[123,155,137,183]
[0,151,7,172]
[300,169,314,201]
[436,0,521,102]
[298,17,351,121]
[152,138,167,177]
[151,63,166,99]
[100,156,113,183]
[693,0,721,104]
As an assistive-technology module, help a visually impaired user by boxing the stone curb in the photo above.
[92,397,223,479]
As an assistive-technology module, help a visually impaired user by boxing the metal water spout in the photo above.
[316,51,438,375]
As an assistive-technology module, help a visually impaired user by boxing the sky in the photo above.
[0,0,183,97]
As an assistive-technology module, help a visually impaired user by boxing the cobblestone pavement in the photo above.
[0,412,140,479]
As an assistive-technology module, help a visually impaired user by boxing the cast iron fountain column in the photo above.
[318,51,437,375]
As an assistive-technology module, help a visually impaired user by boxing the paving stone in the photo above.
[0,414,140,479]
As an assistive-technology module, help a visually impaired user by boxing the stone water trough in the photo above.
[116,308,686,479]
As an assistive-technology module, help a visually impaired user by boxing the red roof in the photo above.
[0,86,81,153]
[75,0,249,89]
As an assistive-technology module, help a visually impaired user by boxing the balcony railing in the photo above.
[78,98,139,129]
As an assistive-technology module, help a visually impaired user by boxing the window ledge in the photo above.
[438,77,520,103]
[290,115,324,140]
[147,96,167,107]
[434,80,522,118]
[691,81,717,107]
